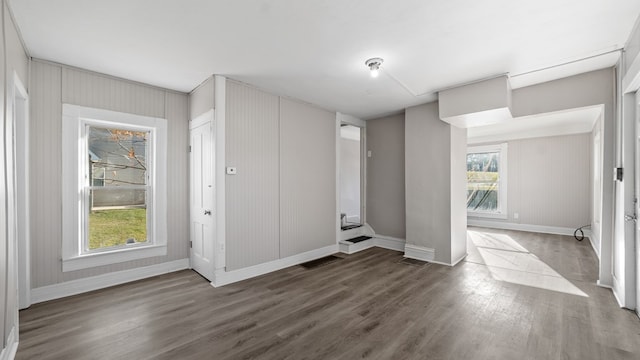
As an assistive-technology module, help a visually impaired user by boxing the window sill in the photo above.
[62,245,167,272]
[467,211,508,220]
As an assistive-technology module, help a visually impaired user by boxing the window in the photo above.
[62,104,167,272]
[466,143,507,218]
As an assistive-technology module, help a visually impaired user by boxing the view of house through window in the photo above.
[87,126,150,251]
[466,143,507,217]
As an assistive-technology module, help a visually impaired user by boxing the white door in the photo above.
[190,112,215,281]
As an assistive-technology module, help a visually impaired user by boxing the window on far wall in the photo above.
[62,104,168,272]
[466,143,507,219]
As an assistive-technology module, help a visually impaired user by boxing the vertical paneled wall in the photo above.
[29,60,190,287]
[29,62,62,288]
[225,81,280,270]
[469,133,591,228]
[280,98,335,258]
[224,81,337,270]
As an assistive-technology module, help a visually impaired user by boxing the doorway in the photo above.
[340,124,363,230]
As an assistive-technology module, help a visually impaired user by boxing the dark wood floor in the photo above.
[17,228,640,359]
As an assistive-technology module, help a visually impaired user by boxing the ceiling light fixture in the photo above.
[365,57,384,78]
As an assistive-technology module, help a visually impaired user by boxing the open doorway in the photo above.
[340,124,363,230]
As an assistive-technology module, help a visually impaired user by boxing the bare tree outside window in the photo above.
[87,126,150,250]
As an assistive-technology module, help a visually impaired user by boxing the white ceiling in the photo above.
[10,0,640,119]
[468,106,602,144]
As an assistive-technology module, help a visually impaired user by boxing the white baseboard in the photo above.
[373,235,405,252]
[597,280,613,289]
[612,286,624,308]
[0,326,18,360]
[404,244,435,262]
[468,219,589,237]
[212,245,338,287]
[339,239,375,254]
[587,234,600,260]
[31,258,190,304]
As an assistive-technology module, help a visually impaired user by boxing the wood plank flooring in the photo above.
[17,228,640,359]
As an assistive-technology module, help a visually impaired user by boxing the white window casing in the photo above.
[62,104,167,272]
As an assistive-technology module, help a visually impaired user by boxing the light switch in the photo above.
[226,167,237,175]
[367,150,372,158]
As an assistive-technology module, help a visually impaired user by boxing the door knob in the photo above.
[204,210,212,215]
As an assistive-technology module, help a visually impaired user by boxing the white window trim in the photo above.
[467,143,508,219]
[62,104,167,272]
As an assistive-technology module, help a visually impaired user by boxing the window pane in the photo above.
[87,126,150,251]
[88,188,148,250]
[467,152,499,211]
[88,126,148,187]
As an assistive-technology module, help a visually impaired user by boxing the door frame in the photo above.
[13,72,29,309]
[189,109,215,280]
[335,113,367,241]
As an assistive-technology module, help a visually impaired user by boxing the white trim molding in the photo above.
[0,327,18,360]
[212,245,338,287]
[467,219,588,237]
[61,104,168,272]
[587,234,600,260]
[404,244,435,262]
[373,235,406,252]
[31,259,189,304]
[432,253,468,267]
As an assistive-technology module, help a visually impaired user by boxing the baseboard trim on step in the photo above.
[404,244,435,262]
[339,239,375,254]
[31,258,190,304]
[212,245,338,287]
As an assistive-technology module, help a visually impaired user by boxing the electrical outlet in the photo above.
[226,167,237,175]
[513,213,519,219]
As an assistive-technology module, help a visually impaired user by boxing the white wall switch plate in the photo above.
[226,167,237,175]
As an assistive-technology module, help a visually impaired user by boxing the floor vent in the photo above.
[300,255,342,269]
[345,236,372,244]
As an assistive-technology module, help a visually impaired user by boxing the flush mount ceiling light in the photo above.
[365,57,384,78]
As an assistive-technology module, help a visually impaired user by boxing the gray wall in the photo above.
[366,113,405,239]
[2,1,29,353]
[280,97,336,257]
[29,60,190,287]
[624,17,640,77]
[512,68,615,284]
[469,133,592,229]
[190,76,214,119]
[405,102,454,263]
[225,80,336,270]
